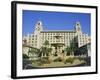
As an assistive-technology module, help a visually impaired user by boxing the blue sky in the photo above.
[22,10,91,36]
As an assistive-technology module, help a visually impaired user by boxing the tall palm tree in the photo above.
[47,48,52,56]
[64,46,71,56]
[64,42,78,56]
[40,46,46,57]
[43,40,49,47]
[70,42,78,56]
[41,40,52,57]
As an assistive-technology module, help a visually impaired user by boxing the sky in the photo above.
[22,10,91,36]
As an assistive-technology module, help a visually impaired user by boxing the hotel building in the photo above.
[23,21,91,56]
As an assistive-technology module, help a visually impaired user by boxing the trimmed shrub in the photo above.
[40,57,50,64]
[64,57,74,64]
[53,57,62,62]
[23,54,29,59]
[78,57,84,61]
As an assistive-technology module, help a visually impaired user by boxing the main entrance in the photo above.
[51,43,65,56]
[51,34,65,56]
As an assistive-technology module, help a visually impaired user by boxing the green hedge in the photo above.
[53,57,62,62]
[64,57,74,64]
[23,54,29,59]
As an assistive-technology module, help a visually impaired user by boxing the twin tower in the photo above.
[34,21,82,35]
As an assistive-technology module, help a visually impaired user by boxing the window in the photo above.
[32,41,34,43]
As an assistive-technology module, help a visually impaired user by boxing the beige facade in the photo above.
[23,21,90,55]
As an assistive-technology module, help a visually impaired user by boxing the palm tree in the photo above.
[70,42,78,56]
[41,40,52,57]
[43,40,49,47]
[40,46,46,57]
[64,46,71,56]
[64,42,78,56]
[42,40,49,56]
[47,47,52,56]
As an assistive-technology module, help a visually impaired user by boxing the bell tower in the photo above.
[34,21,43,35]
[75,22,82,34]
